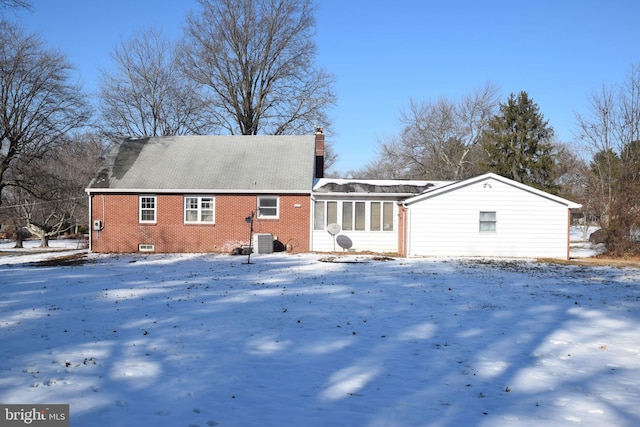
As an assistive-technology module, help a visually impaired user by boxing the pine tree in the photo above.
[482,91,556,191]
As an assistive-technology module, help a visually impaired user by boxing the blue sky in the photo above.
[10,0,640,173]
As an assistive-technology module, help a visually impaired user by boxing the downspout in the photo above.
[309,195,315,253]
[399,203,408,257]
[87,194,92,252]
[567,209,571,261]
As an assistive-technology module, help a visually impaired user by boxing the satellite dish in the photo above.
[327,223,341,236]
[327,223,341,252]
[336,235,353,251]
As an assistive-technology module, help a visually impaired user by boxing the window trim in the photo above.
[139,195,157,224]
[257,195,280,219]
[184,195,215,224]
[370,201,394,232]
[314,200,393,232]
[314,200,325,230]
[479,211,497,233]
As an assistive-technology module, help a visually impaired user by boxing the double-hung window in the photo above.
[184,196,215,224]
[479,211,497,232]
[139,195,157,223]
[258,196,279,219]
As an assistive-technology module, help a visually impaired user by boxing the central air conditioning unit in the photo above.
[253,233,274,254]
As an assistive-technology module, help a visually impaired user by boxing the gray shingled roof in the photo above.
[86,135,316,193]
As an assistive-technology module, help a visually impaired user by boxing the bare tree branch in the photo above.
[0,20,90,204]
[179,0,336,135]
[98,27,214,138]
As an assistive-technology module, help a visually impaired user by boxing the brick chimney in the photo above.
[314,127,324,178]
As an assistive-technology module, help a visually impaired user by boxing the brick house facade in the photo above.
[89,194,311,253]
[86,133,323,253]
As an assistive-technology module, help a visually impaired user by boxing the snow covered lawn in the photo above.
[1,245,639,426]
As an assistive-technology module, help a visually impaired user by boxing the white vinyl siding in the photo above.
[406,178,570,259]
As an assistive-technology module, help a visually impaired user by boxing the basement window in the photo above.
[138,244,155,252]
[479,211,497,233]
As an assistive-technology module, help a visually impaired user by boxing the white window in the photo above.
[184,196,215,223]
[479,211,497,232]
[371,202,394,231]
[139,195,157,223]
[342,201,365,231]
[314,201,325,230]
[315,200,392,232]
[258,196,279,219]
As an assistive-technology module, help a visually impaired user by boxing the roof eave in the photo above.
[86,188,312,195]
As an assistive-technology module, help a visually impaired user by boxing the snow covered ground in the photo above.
[1,230,639,426]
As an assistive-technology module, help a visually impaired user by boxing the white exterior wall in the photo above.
[311,196,400,253]
[406,178,570,259]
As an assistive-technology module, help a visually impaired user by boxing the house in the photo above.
[310,178,451,253]
[310,173,580,259]
[86,132,581,259]
[399,173,581,259]
[85,132,325,253]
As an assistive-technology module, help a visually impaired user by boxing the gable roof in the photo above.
[86,135,316,194]
[402,172,582,208]
[313,178,451,197]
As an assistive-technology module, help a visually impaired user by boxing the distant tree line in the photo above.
[349,64,640,256]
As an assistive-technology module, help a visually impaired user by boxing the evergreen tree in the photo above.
[482,91,556,191]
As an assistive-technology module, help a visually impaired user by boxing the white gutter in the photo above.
[86,188,313,195]
[87,195,92,252]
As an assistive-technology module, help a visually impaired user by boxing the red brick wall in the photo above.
[90,193,311,253]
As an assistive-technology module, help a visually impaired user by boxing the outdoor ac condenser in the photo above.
[253,233,274,254]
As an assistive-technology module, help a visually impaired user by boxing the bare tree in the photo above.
[180,0,336,135]
[369,83,499,180]
[553,142,600,239]
[5,132,106,247]
[575,84,618,222]
[348,135,414,179]
[0,20,89,204]
[576,63,640,254]
[98,27,214,138]
[0,0,31,12]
